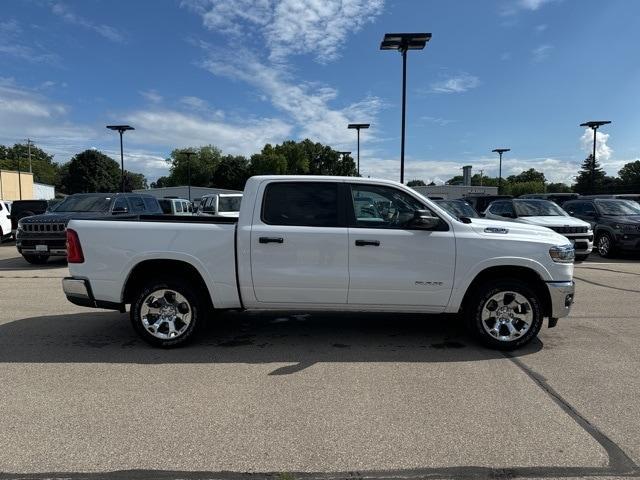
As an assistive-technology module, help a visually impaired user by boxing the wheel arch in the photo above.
[460,265,552,318]
[122,259,213,310]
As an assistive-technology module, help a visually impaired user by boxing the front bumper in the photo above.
[546,280,575,320]
[62,277,125,311]
[613,232,640,251]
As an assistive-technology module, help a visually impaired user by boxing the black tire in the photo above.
[23,254,49,265]
[130,277,204,348]
[596,232,615,258]
[465,278,543,350]
[575,254,590,262]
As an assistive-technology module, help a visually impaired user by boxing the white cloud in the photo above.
[179,96,225,118]
[0,19,59,64]
[532,44,553,62]
[500,0,558,16]
[580,127,613,162]
[184,0,384,63]
[421,116,454,126]
[121,108,292,157]
[51,2,125,43]
[535,23,548,32]
[201,48,383,146]
[429,73,480,94]
[140,89,163,104]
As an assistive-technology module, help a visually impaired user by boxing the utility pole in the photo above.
[479,169,484,186]
[25,138,33,173]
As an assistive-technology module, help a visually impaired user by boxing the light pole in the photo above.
[380,32,432,184]
[347,124,369,176]
[492,148,510,195]
[106,125,135,192]
[580,121,611,194]
[181,149,197,201]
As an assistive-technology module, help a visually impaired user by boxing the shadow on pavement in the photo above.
[0,254,67,270]
[0,310,542,367]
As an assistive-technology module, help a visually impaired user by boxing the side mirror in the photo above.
[112,206,128,214]
[410,210,440,229]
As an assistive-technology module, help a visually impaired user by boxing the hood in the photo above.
[467,217,567,243]
[18,211,109,224]
[516,216,591,228]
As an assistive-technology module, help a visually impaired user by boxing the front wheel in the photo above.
[465,279,543,350]
[130,278,203,347]
[596,232,615,258]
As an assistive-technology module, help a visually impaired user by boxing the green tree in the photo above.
[618,160,640,189]
[150,176,174,188]
[250,145,288,175]
[573,154,607,194]
[504,181,546,196]
[59,149,121,194]
[212,155,250,190]
[167,145,222,187]
[407,179,426,187]
[0,143,61,186]
[123,171,148,191]
[506,168,546,184]
[546,182,573,193]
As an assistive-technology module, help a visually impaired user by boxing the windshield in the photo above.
[53,196,112,213]
[513,200,567,217]
[596,199,640,216]
[437,200,479,218]
[218,196,242,212]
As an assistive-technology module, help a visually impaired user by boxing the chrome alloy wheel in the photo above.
[481,291,533,342]
[598,234,611,256]
[140,289,192,340]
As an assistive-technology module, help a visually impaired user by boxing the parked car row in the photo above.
[431,192,640,260]
[9,191,243,264]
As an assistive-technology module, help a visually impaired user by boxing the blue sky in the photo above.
[1,0,639,184]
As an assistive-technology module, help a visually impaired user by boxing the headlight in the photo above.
[549,244,575,263]
[614,223,638,233]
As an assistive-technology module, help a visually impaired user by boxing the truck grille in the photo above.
[22,223,67,233]
[550,226,588,234]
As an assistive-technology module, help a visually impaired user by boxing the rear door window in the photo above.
[129,196,146,213]
[262,182,341,227]
[143,197,158,212]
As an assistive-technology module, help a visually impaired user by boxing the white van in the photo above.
[198,193,242,218]
[158,198,193,216]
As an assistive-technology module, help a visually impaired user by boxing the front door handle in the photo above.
[355,239,380,247]
[259,236,284,244]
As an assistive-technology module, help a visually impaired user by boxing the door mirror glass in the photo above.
[410,210,440,229]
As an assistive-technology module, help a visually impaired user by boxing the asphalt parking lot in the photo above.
[0,242,639,480]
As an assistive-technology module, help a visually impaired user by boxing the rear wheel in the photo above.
[465,279,543,350]
[23,254,49,264]
[130,278,203,347]
[596,232,615,258]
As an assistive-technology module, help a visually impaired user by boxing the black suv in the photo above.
[16,193,162,264]
[563,198,640,257]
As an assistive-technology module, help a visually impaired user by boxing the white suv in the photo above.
[0,200,11,242]
[485,198,593,260]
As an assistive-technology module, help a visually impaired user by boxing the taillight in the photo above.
[66,228,84,263]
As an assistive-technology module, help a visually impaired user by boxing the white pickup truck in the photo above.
[62,176,575,350]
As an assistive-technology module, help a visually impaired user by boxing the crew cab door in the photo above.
[346,183,455,308]
[250,181,349,304]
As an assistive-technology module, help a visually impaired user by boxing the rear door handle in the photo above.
[355,239,380,247]
[259,236,284,244]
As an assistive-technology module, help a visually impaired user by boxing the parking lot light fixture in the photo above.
[106,125,135,192]
[347,124,370,176]
[380,32,432,184]
[492,148,510,195]
[580,121,611,194]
